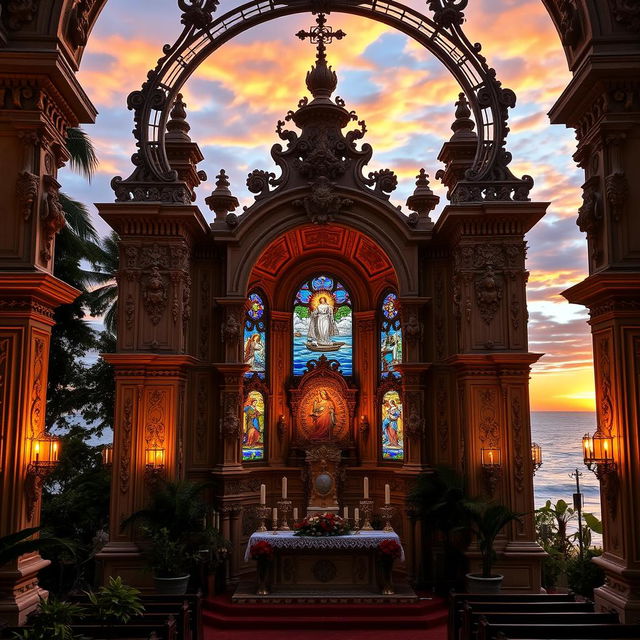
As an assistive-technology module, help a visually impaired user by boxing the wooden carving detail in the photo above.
[599,336,614,435]
[577,176,603,234]
[436,378,449,453]
[4,0,37,30]
[404,390,424,439]
[195,375,208,454]
[142,265,168,326]
[0,338,9,438]
[478,389,500,448]
[29,337,45,438]
[512,395,525,493]
[145,390,166,450]
[606,172,629,222]
[40,175,65,264]
[120,396,134,494]
[17,171,39,221]
[221,305,242,342]
[475,266,503,325]
[220,391,242,439]
[608,0,640,32]
[557,0,582,46]
[198,273,210,360]
[67,0,96,48]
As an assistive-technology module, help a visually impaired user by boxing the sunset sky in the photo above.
[63,0,596,412]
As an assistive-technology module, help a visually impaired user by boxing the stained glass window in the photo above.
[380,292,402,378]
[243,390,265,461]
[381,389,404,460]
[244,292,266,379]
[293,275,353,376]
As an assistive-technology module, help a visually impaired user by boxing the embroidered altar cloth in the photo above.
[244,530,405,562]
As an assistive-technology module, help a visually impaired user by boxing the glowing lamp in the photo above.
[29,434,61,473]
[101,444,114,467]
[531,442,543,474]
[481,447,501,467]
[583,432,615,473]
[145,446,165,470]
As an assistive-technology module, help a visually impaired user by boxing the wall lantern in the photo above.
[582,432,616,478]
[480,447,502,497]
[359,414,370,436]
[531,442,543,475]
[28,434,61,475]
[145,445,165,471]
[25,433,61,520]
[481,447,501,467]
[101,444,114,468]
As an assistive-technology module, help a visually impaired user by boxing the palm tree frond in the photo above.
[66,127,98,181]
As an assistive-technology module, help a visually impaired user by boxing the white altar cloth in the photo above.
[244,530,405,562]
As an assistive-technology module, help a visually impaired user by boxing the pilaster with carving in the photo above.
[97,354,195,586]
[395,363,430,470]
[354,311,377,465]
[270,310,291,464]
[213,364,248,470]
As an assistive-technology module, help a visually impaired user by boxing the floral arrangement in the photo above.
[250,540,274,560]
[294,512,351,537]
[377,539,402,559]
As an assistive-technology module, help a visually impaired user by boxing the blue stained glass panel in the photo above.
[312,276,334,291]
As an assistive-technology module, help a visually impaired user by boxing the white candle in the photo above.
[343,506,349,519]
[282,476,288,499]
[354,507,360,522]
[364,476,369,500]
[272,507,278,525]
[260,484,266,505]
[385,483,391,505]
[293,507,299,522]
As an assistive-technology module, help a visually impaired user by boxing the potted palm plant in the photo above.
[464,501,522,593]
[121,479,215,594]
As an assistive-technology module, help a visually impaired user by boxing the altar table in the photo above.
[243,531,406,598]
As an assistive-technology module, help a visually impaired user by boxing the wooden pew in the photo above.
[461,602,595,640]
[449,593,577,640]
[478,620,640,640]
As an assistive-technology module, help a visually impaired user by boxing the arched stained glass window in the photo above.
[293,275,353,376]
[381,389,404,461]
[244,292,266,379]
[380,292,402,378]
[243,390,265,461]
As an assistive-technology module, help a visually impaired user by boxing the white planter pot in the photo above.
[465,572,503,594]
[153,574,190,595]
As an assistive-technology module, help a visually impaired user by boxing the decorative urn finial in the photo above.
[166,93,191,140]
[450,92,476,140]
[205,169,240,226]
[406,168,439,227]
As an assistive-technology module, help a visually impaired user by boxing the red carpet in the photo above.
[203,593,448,640]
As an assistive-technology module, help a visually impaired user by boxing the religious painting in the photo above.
[244,292,266,378]
[293,275,352,376]
[381,390,404,460]
[295,381,350,443]
[243,390,265,461]
[380,292,402,378]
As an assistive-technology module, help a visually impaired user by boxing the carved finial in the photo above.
[205,169,240,225]
[166,93,191,140]
[406,168,439,228]
[296,13,346,100]
[450,92,476,140]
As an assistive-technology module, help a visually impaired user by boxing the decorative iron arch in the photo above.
[112,0,532,205]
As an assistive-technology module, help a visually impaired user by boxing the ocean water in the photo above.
[531,411,601,544]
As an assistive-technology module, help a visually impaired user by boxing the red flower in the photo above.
[250,540,274,559]
[378,539,402,559]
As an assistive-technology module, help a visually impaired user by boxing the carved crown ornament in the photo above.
[111,0,533,206]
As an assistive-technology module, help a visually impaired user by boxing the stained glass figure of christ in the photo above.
[293,276,353,376]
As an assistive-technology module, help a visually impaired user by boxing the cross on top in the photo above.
[296,13,346,63]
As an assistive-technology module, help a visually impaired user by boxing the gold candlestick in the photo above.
[380,504,395,532]
[359,499,374,531]
[277,499,292,531]
[353,517,361,534]
[256,505,270,532]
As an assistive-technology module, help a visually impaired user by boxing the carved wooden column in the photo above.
[270,310,292,464]
[354,311,376,465]
[434,202,546,591]
[398,298,430,470]
[96,204,209,585]
[549,19,640,614]
[0,39,95,620]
